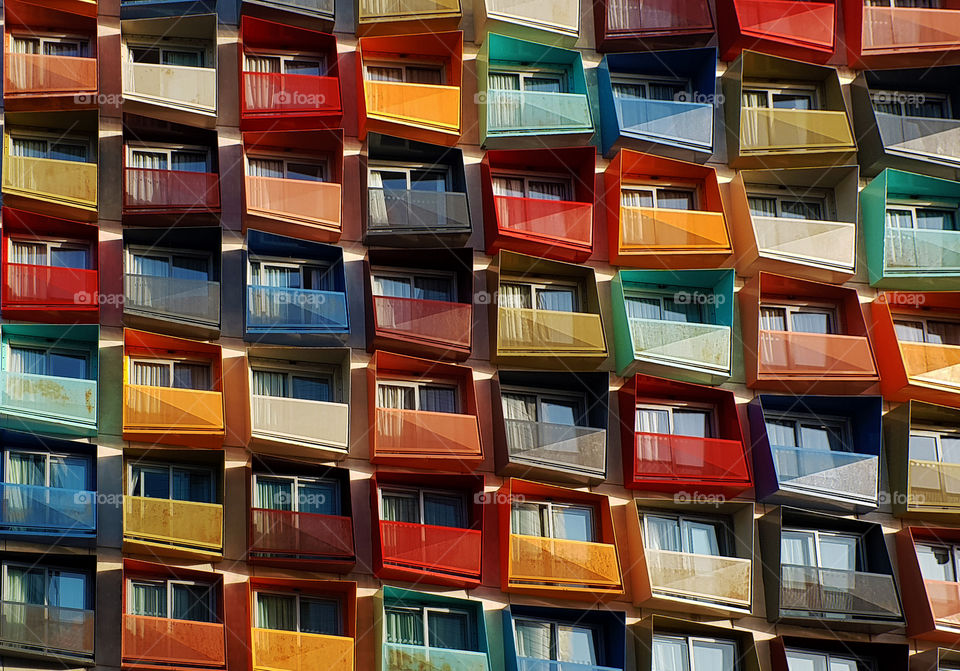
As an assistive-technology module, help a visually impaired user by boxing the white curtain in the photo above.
[511,502,547,536]
[131,361,170,387]
[249,158,284,179]
[488,73,522,130]
[499,283,533,309]
[130,582,166,617]
[377,384,415,410]
[367,67,403,82]
[515,620,552,660]
[759,307,787,331]
[606,0,642,30]
[528,181,568,201]
[652,637,688,671]
[9,241,45,266]
[252,370,286,397]
[645,516,682,552]
[11,139,47,158]
[9,347,46,375]
[625,296,662,320]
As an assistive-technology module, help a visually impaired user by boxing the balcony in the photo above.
[373,407,482,466]
[383,643,488,671]
[751,215,855,273]
[251,395,349,451]
[124,274,220,328]
[595,0,714,51]
[631,433,749,488]
[908,460,960,511]
[124,168,220,213]
[359,0,462,33]
[123,615,225,668]
[124,496,223,555]
[485,90,592,135]
[861,6,960,55]
[4,264,98,312]
[124,385,224,435]
[498,308,606,357]
[925,580,960,630]
[508,534,622,592]
[247,177,341,232]
[616,99,713,151]
[4,53,97,97]
[629,318,732,374]
[758,331,878,379]
[0,601,94,660]
[367,189,469,237]
[249,509,353,562]
[373,295,471,354]
[252,628,353,671]
[771,446,879,504]
[887,228,960,278]
[878,112,960,160]
[504,419,606,478]
[0,482,96,536]
[2,155,97,211]
[740,108,854,153]
[645,549,751,609]
[479,0,580,43]
[364,81,460,134]
[493,196,592,250]
[379,520,481,580]
[779,565,902,620]
[245,0,334,20]
[123,61,216,115]
[247,286,348,334]
[0,371,97,434]
[620,208,728,257]
[242,74,340,117]
[721,0,836,61]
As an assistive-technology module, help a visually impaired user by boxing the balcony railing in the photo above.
[252,628,353,671]
[0,371,97,429]
[619,207,728,253]
[125,274,220,326]
[628,317,731,372]
[124,385,224,433]
[485,0,579,31]
[517,659,618,671]
[373,295,471,349]
[0,601,94,657]
[367,188,469,234]
[645,548,751,607]
[4,53,97,95]
[752,216,856,271]
[504,418,606,474]
[771,445,878,501]
[246,177,342,230]
[124,168,220,211]
[123,62,217,113]
[908,459,960,508]
[375,407,482,459]
[123,615,225,667]
[359,0,460,19]
[251,395,349,450]
[779,564,902,618]
[508,534,621,588]
[605,0,713,34]
[5,264,98,308]
[0,483,96,534]
[364,81,460,132]
[758,330,876,377]
[734,0,835,46]
[899,341,960,391]
[740,108,854,152]
[242,73,340,115]
[2,156,97,209]
[249,508,354,559]
[884,227,960,274]
[614,98,713,149]
[633,433,749,483]
[925,579,960,628]
[876,112,960,161]
[254,0,335,15]
[124,496,223,551]
[246,286,348,333]
[498,307,606,354]
[380,520,482,577]
[862,6,960,52]
[494,196,593,247]
[486,90,591,133]
[384,642,488,671]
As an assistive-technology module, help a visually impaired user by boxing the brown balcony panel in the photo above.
[380,520,481,576]
[123,615,225,667]
[249,508,354,558]
[925,579,960,627]
[0,601,94,657]
[374,408,482,459]
[245,176,341,229]
[863,6,960,52]
[4,53,97,95]
[901,342,960,392]
[373,295,471,349]
[758,330,876,377]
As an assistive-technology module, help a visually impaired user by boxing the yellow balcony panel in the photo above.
[619,207,730,255]
[359,0,461,21]
[740,108,854,153]
[908,459,960,512]
[900,342,960,394]
[645,548,751,609]
[508,533,622,591]
[364,81,461,134]
[124,496,223,553]
[124,385,225,434]
[124,62,217,115]
[1,156,97,211]
[252,628,353,671]
[497,307,606,356]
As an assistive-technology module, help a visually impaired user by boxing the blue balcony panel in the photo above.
[0,483,96,537]
[246,286,349,333]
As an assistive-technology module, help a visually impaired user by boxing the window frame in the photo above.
[4,340,93,380]
[383,603,477,652]
[252,473,341,515]
[126,40,208,69]
[125,245,213,280]
[620,182,700,211]
[512,616,602,665]
[870,88,952,119]
[510,498,597,542]
[909,424,960,463]
[490,170,575,202]
[247,255,333,291]
[8,237,92,269]
[758,301,840,334]
[2,449,92,490]
[652,634,740,671]
[1,561,90,609]
[499,277,583,314]
[375,377,462,413]
[609,73,692,101]
[640,511,735,557]
[885,199,959,230]
[370,266,459,303]
[368,161,452,191]
[762,410,854,453]
[249,363,339,403]
[10,33,91,58]
[745,185,835,221]
[499,386,589,427]
[377,485,470,528]
[243,51,328,76]
[252,589,341,635]
[127,461,217,503]
[633,399,717,438]
[892,314,960,345]
[488,65,568,93]
[126,142,212,173]
[246,153,329,182]
[9,131,92,163]
[780,527,864,571]
[623,289,708,325]
[742,83,820,110]
[363,59,446,85]
[125,576,218,621]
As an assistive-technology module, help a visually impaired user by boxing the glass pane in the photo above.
[748,196,777,217]
[162,50,201,67]
[524,77,562,93]
[373,170,409,191]
[413,276,455,302]
[626,296,662,320]
[6,452,45,486]
[130,582,166,617]
[257,593,296,631]
[49,142,87,163]
[410,170,447,192]
[300,598,339,636]
[760,307,788,331]
[557,625,596,665]
[48,352,87,380]
[662,298,702,324]
[894,319,926,342]
[298,480,338,515]
[886,208,915,229]
[636,408,670,434]
[536,288,575,312]
[171,256,209,281]
[645,516,682,552]
[372,276,413,298]
[171,468,213,503]
[291,376,331,402]
[528,181,569,201]
[916,544,957,581]
[791,310,832,334]
[419,386,457,413]
[621,188,655,208]
[171,583,215,622]
[691,639,736,671]
[552,505,594,542]
[916,208,957,231]
[772,93,812,110]
[784,650,829,671]
[941,436,960,464]
[512,502,548,537]
[492,177,525,198]
[50,456,90,491]
[377,384,416,410]
[381,492,420,524]
[173,363,211,391]
[909,434,940,461]
[516,620,552,660]
[428,611,470,651]
[683,520,721,556]
[423,493,466,528]
[255,477,293,511]
[172,151,208,173]
[652,636,689,671]
[672,410,710,438]
[132,467,169,499]
[286,163,324,182]
[781,200,824,220]
[285,60,322,76]
[50,247,89,270]
[799,423,846,452]
[657,190,694,210]
[927,321,960,346]
[818,534,858,571]
[385,607,424,645]
[781,530,817,566]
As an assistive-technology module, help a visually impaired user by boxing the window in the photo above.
[372,269,456,302]
[611,76,690,102]
[127,578,217,623]
[511,499,595,542]
[11,35,89,58]
[871,90,951,119]
[499,280,579,313]
[244,53,327,77]
[379,487,468,528]
[621,185,697,211]
[10,134,89,163]
[866,0,940,8]
[365,62,444,85]
[781,528,860,571]
[515,618,599,666]
[501,389,586,427]
[2,563,88,611]
[4,450,91,491]
[652,635,737,671]
[642,513,730,556]
[916,542,960,583]
[129,359,213,391]
[885,201,959,231]
[893,317,960,346]
[908,426,960,464]
[492,174,573,202]
[759,304,837,334]
[129,44,205,68]
[127,247,212,282]
[489,69,565,94]
[6,343,90,380]
[254,474,340,516]
[785,649,869,671]
[635,403,713,438]
[369,163,450,193]
[742,85,818,110]
[255,591,340,635]
[764,413,852,452]
[248,156,328,183]
[385,604,475,651]
[250,367,336,403]
[248,257,334,292]
[9,238,90,270]
[377,379,459,414]
[624,292,705,324]
[746,188,831,221]
[129,463,215,503]
[127,144,210,173]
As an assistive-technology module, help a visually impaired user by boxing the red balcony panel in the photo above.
[926,579,960,628]
[122,615,226,669]
[379,520,481,579]
[633,433,751,485]
[124,169,221,213]
[4,264,97,308]
[735,0,834,46]
[249,508,354,559]
[494,196,593,248]
[242,74,341,116]
[4,53,97,96]
[596,0,715,51]
[373,295,471,350]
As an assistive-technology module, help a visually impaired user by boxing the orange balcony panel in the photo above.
[123,385,225,435]
[252,629,353,671]
[364,81,460,133]
[900,342,960,394]
[618,208,729,254]
[373,407,482,469]
[242,74,341,116]
[124,169,220,213]
[4,53,97,96]
[379,520,481,580]
[3,264,97,310]
[508,534,622,591]
[245,176,341,234]
[926,579,960,628]
[758,330,878,378]
[862,6,960,54]
[372,295,471,352]
[632,433,751,486]
[249,508,354,561]
[494,196,593,250]
[123,615,225,669]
